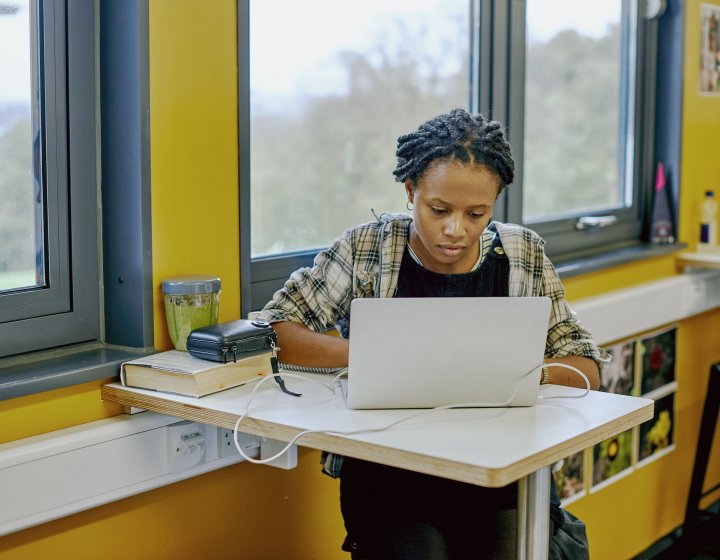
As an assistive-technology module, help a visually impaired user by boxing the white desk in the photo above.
[676,251,720,270]
[101,377,653,560]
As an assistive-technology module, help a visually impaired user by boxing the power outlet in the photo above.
[218,428,260,459]
[167,421,207,473]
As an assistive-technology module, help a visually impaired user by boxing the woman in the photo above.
[254,108,608,559]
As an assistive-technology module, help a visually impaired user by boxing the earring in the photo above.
[406,200,413,211]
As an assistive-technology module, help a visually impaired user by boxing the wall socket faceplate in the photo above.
[218,428,260,459]
[167,421,207,473]
[218,429,296,469]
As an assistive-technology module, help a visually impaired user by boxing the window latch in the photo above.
[575,215,618,230]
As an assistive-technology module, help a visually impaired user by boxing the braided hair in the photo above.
[393,109,515,193]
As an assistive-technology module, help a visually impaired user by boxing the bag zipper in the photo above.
[188,333,269,348]
[222,345,238,363]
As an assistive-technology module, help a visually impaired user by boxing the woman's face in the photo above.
[406,160,499,274]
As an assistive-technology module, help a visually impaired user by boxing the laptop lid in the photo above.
[346,297,551,409]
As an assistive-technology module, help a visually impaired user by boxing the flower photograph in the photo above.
[601,340,635,396]
[553,451,585,502]
[592,430,633,487]
[639,393,675,462]
[639,327,676,395]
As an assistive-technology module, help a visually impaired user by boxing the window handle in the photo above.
[575,215,618,230]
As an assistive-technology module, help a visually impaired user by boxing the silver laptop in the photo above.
[345,297,551,409]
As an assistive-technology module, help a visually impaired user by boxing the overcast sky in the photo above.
[251,0,620,101]
[0,1,30,103]
[1,0,621,104]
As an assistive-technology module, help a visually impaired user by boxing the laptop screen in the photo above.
[346,297,551,409]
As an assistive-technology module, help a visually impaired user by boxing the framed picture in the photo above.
[699,3,720,95]
[638,392,675,463]
[592,430,634,489]
[553,450,585,504]
[601,340,636,396]
[639,327,676,395]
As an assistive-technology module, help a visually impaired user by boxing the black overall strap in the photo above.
[394,234,510,298]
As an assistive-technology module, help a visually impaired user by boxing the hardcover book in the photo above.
[120,350,272,397]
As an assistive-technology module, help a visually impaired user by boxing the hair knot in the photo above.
[393,109,515,193]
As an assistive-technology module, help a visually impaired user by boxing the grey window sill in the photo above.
[0,344,153,401]
[555,242,686,278]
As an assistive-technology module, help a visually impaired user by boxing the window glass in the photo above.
[0,0,44,293]
[1,0,100,359]
[522,0,628,223]
[249,0,470,257]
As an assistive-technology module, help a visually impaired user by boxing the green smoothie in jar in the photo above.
[162,275,221,351]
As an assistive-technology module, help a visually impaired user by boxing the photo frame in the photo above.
[699,3,720,95]
[639,326,677,396]
[553,450,586,504]
[638,392,675,464]
[601,339,636,396]
[591,430,634,490]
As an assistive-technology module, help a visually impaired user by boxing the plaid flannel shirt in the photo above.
[254,213,610,477]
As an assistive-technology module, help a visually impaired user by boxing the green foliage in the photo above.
[0,115,36,273]
[524,27,622,219]
[3,19,625,265]
[250,18,469,256]
[251,22,625,255]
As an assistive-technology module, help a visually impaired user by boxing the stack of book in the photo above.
[120,350,272,397]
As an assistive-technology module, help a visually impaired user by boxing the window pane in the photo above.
[250,0,470,257]
[523,0,628,223]
[0,0,44,293]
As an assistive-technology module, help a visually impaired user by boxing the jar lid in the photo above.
[162,275,221,295]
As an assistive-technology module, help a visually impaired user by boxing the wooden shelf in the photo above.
[676,252,720,271]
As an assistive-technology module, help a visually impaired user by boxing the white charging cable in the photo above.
[232,372,342,465]
[233,361,592,465]
[541,362,591,399]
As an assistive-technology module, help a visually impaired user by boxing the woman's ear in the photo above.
[404,180,415,203]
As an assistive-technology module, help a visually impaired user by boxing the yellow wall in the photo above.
[678,0,720,250]
[148,0,240,348]
[1,1,719,559]
[563,311,720,559]
[560,2,720,558]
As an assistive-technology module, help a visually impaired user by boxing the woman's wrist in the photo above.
[540,362,550,385]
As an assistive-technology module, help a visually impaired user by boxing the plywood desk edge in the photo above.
[101,384,653,487]
[676,252,720,270]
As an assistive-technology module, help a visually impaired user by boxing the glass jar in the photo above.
[162,275,221,351]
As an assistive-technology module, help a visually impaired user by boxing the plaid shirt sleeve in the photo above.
[541,253,610,369]
[252,230,357,332]
[252,216,410,331]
